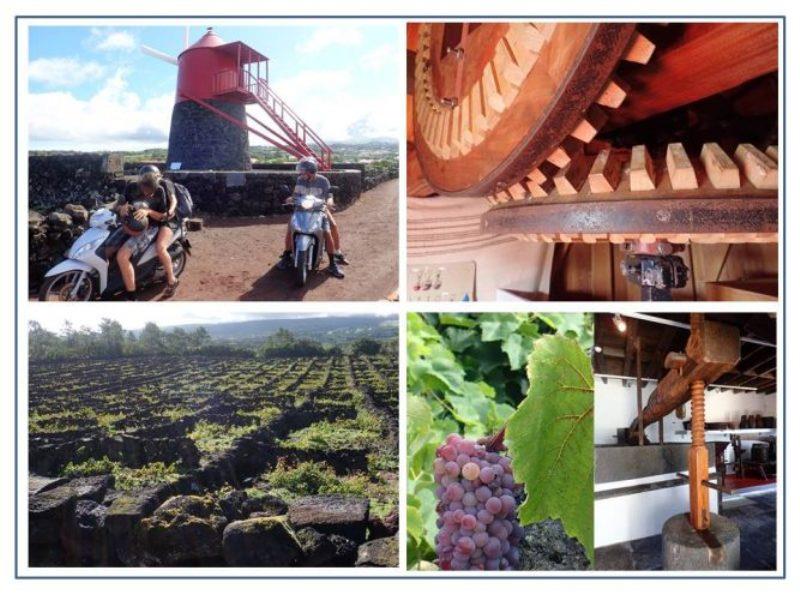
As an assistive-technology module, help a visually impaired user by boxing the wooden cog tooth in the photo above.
[665,142,698,190]
[667,234,690,244]
[734,144,778,189]
[571,105,608,143]
[506,22,546,54]
[596,77,630,109]
[629,145,657,191]
[554,153,593,195]
[700,143,740,189]
[506,182,530,200]
[547,136,583,168]
[609,234,627,244]
[532,23,556,41]
[588,149,623,193]
[765,145,778,161]
[470,82,490,138]
[526,167,547,186]
[498,36,536,88]
[523,169,555,197]
[622,32,656,64]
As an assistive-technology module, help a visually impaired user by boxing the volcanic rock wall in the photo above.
[28,153,126,212]
[166,169,363,216]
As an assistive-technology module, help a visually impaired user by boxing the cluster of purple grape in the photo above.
[433,433,523,570]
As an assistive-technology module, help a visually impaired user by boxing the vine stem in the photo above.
[479,424,507,452]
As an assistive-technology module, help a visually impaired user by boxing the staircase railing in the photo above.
[241,71,333,169]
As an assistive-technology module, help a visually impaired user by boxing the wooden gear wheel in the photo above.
[413,22,650,197]
[409,22,779,246]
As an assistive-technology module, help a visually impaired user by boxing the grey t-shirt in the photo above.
[294,174,330,200]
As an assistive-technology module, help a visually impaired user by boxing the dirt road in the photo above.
[142,179,398,301]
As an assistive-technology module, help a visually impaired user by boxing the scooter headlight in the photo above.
[69,238,103,259]
[300,197,316,210]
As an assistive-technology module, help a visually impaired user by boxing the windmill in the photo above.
[141,27,332,171]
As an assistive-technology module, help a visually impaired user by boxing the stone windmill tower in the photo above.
[142,27,332,171]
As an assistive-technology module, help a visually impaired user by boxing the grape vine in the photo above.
[407,313,594,570]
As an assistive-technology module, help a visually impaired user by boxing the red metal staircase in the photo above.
[246,73,333,170]
[188,61,333,169]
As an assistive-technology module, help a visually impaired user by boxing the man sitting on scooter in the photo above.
[277,156,348,279]
[115,165,179,300]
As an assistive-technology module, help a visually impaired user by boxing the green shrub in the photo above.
[264,460,368,500]
[188,421,259,455]
[60,458,182,491]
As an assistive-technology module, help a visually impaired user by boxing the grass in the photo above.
[159,407,194,421]
[30,408,125,434]
[264,460,369,499]
[60,458,183,491]
[235,405,280,426]
[262,459,397,519]
[281,411,382,452]
[187,421,259,455]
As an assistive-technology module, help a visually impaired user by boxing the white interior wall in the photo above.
[474,241,551,300]
[408,240,553,301]
[595,483,719,548]
[594,376,776,446]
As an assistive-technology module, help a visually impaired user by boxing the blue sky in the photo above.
[27,23,402,150]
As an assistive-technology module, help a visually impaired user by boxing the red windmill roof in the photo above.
[183,27,225,52]
[179,27,268,63]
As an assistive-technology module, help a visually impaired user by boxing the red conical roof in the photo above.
[181,27,225,55]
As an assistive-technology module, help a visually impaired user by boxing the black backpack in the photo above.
[163,179,193,219]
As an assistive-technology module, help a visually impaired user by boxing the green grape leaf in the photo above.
[408,345,464,394]
[407,393,432,435]
[501,332,534,371]
[478,313,523,341]
[438,313,478,328]
[406,504,424,543]
[443,327,480,352]
[505,335,595,562]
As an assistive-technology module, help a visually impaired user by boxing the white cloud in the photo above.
[28,57,106,88]
[360,44,397,71]
[295,25,364,54]
[257,68,400,143]
[87,28,136,52]
[28,69,174,150]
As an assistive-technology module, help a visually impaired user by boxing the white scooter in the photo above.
[38,207,191,301]
[286,194,329,287]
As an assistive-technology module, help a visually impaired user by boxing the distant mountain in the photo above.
[157,314,398,345]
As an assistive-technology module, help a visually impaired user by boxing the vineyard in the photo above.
[28,352,398,568]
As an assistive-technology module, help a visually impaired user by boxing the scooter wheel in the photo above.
[295,249,308,287]
[38,271,95,301]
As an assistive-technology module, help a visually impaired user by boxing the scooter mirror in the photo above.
[279,185,291,196]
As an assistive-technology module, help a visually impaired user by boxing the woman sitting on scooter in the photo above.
[277,156,348,279]
[114,165,179,300]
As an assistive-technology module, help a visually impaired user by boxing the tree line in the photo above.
[28,320,395,361]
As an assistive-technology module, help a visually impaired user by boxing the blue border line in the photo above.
[14,13,19,583]
[780,15,787,578]
[15,14,787,580]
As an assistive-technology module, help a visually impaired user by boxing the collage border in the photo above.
[13,13,788,580]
